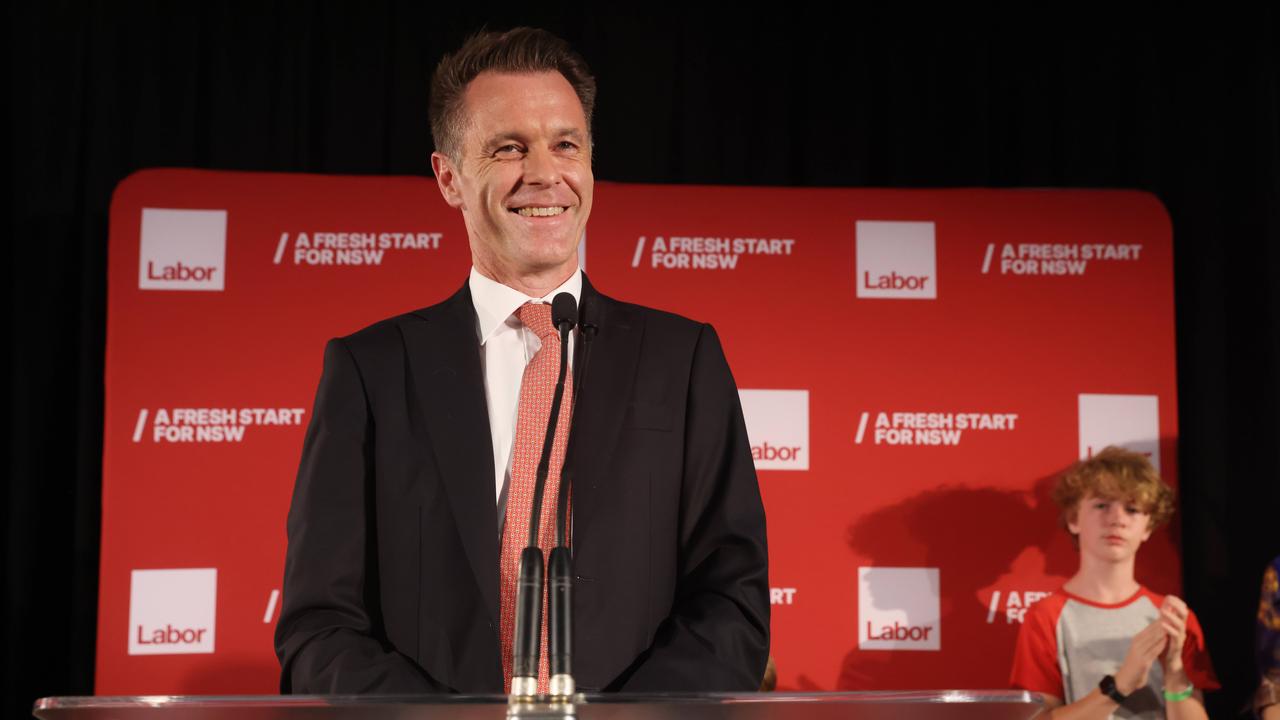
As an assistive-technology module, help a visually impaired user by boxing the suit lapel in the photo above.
[402,284,500,627]
[565,275,643,542]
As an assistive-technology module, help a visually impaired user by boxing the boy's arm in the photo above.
[1039,690,1123,720]
[1160,687,1207,720]
[1160,651,1208,720]
[1159,596,1209,720]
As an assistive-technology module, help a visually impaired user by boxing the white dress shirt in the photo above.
[468,267,580,532]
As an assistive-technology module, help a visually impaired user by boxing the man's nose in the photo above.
[523,145,561,186]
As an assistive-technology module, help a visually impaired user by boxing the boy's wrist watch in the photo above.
[1099,675,1128,704]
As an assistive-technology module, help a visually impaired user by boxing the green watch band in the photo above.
[1163,683,1195,702]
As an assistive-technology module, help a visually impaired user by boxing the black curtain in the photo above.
[8,4,1278,718]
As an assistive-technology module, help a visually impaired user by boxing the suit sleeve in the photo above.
[613,324,771,691]
[274,338,446,694]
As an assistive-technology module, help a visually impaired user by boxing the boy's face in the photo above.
[1068,492,1153,562]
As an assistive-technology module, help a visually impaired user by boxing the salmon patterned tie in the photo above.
[500,301,573,694]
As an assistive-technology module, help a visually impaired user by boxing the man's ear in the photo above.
[431,152,465,209]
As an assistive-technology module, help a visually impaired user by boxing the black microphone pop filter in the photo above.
[552,292,577,333]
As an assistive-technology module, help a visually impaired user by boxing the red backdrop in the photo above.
[99,169,1179,693]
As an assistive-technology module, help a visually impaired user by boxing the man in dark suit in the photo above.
[274,27,769,695]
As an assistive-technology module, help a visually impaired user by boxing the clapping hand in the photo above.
[1159,595,1189,674]
[1115,618,1169,695]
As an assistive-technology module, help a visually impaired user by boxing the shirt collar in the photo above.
[469,266,583,345]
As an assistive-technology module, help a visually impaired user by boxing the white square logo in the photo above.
[858,566,941,651]
[138,208,227,291]
[128,568,217,655]
[739,389,809,471]
[856,221,937,299]
[1077,394,1161,474]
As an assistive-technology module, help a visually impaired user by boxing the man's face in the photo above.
[1068,492,1153,563]
[432,71,592,283]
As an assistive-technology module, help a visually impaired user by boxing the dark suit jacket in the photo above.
[274,274,769,694]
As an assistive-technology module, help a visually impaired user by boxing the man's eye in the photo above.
[557,141,579,151]
[495,145,523,155]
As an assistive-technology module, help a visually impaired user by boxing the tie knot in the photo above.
[516,302,558,340]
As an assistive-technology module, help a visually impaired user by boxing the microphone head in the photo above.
[578,295,598,335]
[552,292,577,331]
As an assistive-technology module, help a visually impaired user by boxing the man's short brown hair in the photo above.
[429,27,597,161]
[1053,445,1176,533]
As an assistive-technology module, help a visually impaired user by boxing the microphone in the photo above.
[534,293,575,546]
[572,296,599,404]
[560,293,596,545]
[549,295,595,698]
[511,292,577,700]
[551,292,577,336]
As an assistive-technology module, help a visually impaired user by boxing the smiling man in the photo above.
[433,69,591,297]
[274,28,769,695]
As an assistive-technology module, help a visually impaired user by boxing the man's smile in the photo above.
[510,205,568,217]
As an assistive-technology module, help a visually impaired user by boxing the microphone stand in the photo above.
[510,294,577,704]
[548,299,595,701]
